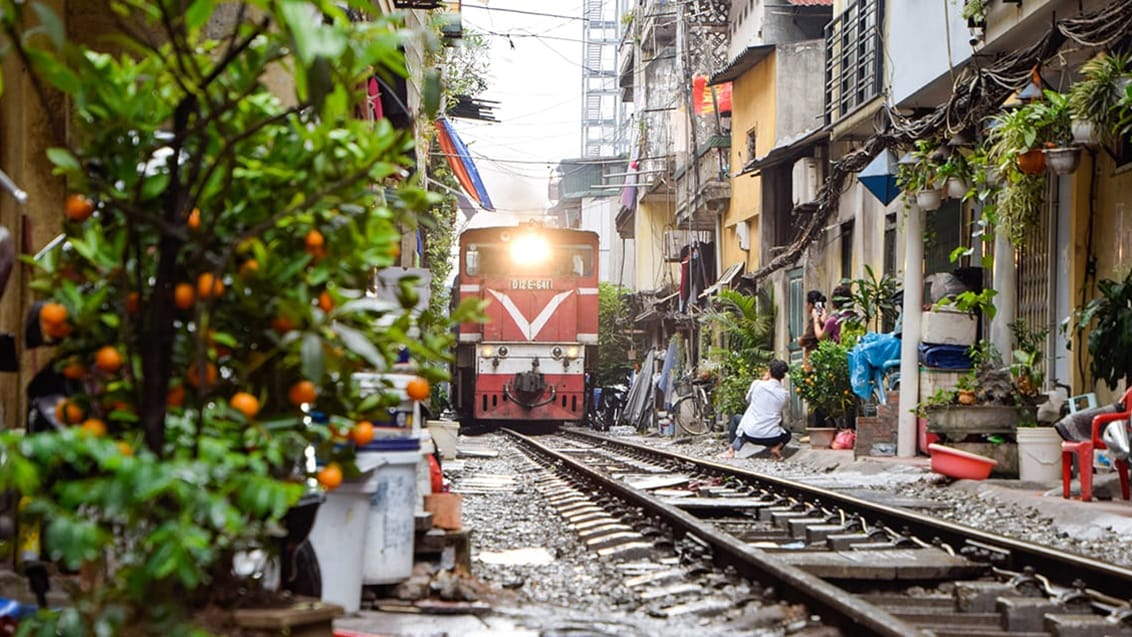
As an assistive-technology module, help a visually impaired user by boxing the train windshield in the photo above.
[465,243,594,278]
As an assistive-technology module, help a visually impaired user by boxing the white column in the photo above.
[897,203,924,457]
[989,232,1015,362]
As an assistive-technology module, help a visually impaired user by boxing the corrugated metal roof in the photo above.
[709,45,774,86]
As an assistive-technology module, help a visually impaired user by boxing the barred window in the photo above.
[824,0,883,125]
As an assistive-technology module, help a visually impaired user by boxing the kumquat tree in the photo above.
[0,0,481,633]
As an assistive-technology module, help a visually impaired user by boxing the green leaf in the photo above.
[31,3,65,50]
[184,0,215,32]
[301,332,324,381]
[141,173,170,201]
[46,147,81,172]
[279,0,347,65]
[333,321,384,368]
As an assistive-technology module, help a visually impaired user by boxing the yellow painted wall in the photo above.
[1067,153,1132,402]
[724,52,777,273]
[633,197,681,292]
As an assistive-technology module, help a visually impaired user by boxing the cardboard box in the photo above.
[921,310,977,346]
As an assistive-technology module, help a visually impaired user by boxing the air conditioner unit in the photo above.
[663,230,711,262]
[792,158,819,207]
[736,221,750,251]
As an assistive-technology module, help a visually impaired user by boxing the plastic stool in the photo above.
[1061,440,1094,501]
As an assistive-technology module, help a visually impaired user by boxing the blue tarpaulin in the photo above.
[849,332,903,400]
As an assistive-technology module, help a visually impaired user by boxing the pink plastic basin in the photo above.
[927,443,997,480]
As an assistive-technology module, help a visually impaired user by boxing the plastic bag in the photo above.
[831,429,856,450]
[1102,420,1130,462]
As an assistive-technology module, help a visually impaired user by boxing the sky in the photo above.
[452,0,585,230]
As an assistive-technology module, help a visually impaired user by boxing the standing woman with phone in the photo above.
[799,290,827,371]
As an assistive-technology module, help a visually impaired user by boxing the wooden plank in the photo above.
[619,474,691,490]
[663,497,773,510]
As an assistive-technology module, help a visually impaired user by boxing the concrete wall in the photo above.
[581,196,637,289]
[727,0,826,59]
[773,40,825,144]
[633,198,675,292]
[887,0,971,106]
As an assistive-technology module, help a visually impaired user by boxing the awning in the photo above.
[739,128,829,177]
[699,262,745,299]
[634,292,678,323]
[434,117,495,211]
[709,45,774,86]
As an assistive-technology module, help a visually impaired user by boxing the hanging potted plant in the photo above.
[962,0,987,29]
[1033,91,1081,175]
[937,150,972,199]
[1067,51,1131,147]
[984,96,1061,245]
[896,139,944,211]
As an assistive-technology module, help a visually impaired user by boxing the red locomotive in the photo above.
[452,222,598,429]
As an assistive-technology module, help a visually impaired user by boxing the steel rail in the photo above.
[506,429,926,637]
[565,429,1132,598]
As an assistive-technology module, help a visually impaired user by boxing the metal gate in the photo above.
[1015,179,1055,387]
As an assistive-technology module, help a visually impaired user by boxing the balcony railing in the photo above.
[674,149,729,231]
[824,0,883,125]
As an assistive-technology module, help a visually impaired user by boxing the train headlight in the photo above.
[565,346,579,359]
[509,233,550,266]
[497,346,509,358]
[551,346,563,359]
[480,345,494,358]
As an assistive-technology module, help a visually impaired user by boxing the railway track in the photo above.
[503,428,1132,637]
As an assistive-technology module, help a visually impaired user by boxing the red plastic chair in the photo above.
[1062,387,1132,502]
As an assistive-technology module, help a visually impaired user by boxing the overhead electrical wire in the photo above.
[746,0,1132,285]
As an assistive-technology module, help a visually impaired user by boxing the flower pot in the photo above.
[957,390,976,405]
[915,188,942,211]
[1016,148,1046,175]
[945,176,969,199]
[1071,120,1098,148]
[807,427,836,448]
[928,443,997,480]
[1044,146,1081,175]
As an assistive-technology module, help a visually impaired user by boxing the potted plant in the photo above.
[703,289,774,419]
[1067,51,1132,147]
[937,150,972,199]
[1031,91,1082,175]
[791,340,857,443]
[0,3,481,634]
[984,98,1057,245]
[961,0,987,28]
[1068,268,1132,391]
[896,139,945,211]
[1009,320,1048,400]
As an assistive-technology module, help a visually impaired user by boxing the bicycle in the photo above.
[672,376,716,435]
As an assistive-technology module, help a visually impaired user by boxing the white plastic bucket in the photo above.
[308,479,375,613]
[427,420,459,460]
[358,439,422,585]
[1017,427,1063,483]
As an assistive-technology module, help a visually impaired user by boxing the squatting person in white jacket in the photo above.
[725,359,791,460]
